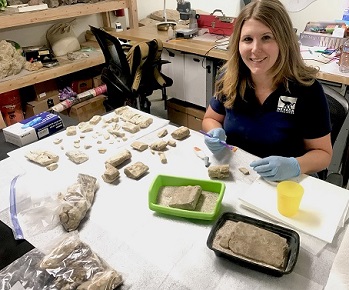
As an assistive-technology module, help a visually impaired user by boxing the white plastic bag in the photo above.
[46,20,80,56]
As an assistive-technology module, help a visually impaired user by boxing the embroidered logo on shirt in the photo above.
[277,96,297,114]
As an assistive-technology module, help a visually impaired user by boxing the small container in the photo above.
[339,38,349,73]
[115,22,123,32]
[0,89,24,126]
[148,174,225,220]
[277,181,304,217]
[207,212,300,277]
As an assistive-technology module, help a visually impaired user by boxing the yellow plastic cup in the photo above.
[277,181,304,217]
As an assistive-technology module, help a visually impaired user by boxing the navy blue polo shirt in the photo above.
[209,80,331,158]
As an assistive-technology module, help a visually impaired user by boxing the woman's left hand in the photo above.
[250,156,301,181]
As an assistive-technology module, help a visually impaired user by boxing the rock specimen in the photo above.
[102,163,120,183]
[40,234,123,289]
[58,173,98,232]
[208,164,230,179]
[168,185,202,210]
[149,140,167,151]
[171,126,190,140]
[215,221,288,269]
[25,150,59,166]
[124,161,149,179]
[66,150,89,164]
[106,149,132,167]
[122,122,140,133]
[131,141,148,152]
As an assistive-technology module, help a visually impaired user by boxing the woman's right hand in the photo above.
[204,128,227,154]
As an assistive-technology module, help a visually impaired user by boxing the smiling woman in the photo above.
[202,0,333,182]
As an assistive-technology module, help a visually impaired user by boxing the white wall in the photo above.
[0,0,346,49]
[137,0,347,33]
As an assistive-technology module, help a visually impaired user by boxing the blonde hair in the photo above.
[216,0,318,108]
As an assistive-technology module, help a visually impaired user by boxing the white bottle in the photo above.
[115,22,123,32]
[339,39,349,73]
[167,25,174,40]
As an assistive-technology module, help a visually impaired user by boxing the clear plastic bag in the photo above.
[58,173,99,232]
[0,232,123,290]
[8,174,61,240]
[0,248,50,290]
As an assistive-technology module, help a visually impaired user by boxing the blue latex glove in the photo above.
[250,156,301,182]
[204,128,227,154]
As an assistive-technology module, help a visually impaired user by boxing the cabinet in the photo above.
[162,48,214,108]
[0,0,138,94]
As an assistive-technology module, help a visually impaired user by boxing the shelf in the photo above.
[0,0,127,29]
[0,0,138,96]
[0,43,105,94]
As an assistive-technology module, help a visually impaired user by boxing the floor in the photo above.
[148,91,168,120]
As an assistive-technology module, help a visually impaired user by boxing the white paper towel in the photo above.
[239,176,349,243]
[324,225,349,289]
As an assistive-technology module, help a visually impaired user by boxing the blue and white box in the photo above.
[3,112,64,147]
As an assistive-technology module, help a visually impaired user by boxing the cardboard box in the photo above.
[300,32,348,49]
[25,95,60,117]
[71,78,93,94]
[69,95,106,122]
[167,98,188,127]
[3,112,64,147]
[167,98,205,131]
[187,106,205,131]
[93,75,104,87]
[33,79,59,101]
[300,21,348,49]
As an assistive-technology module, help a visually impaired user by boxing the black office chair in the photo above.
[320,84,349,187]
[90,26,173,113]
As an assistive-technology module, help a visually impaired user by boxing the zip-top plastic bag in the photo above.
[0,232,123,290]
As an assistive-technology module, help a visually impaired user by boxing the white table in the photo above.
[0,110,348,289]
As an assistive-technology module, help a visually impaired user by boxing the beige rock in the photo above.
[157,128,168,138]
[124,161,149,179]
[25,150,59,166]
[107,128,125,138]
[66,126,77,136]
[158,152,167,164]
[228,222,288,269]
[208,164,230,179]
[98,148,107,154]
[171,126,190,140]
[79,123,94,133]
[168,185,202,210]
[66,150,89,164]
[102,163,120,183]
[106,149,132,167]
[89,115,102,125]
[122,122,140,133]
[167,139,177,147]
[150,140,167,151]
[131,141,148,152]
[239,167,250,175]
[46,163,58,171]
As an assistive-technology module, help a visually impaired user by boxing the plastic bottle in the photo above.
[167,25,174,40]
[339,39,349,73]
[115,22,123,32]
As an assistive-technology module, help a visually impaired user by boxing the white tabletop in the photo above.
[0,111,348,289]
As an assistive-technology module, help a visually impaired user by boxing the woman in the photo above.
[202,0,332,182]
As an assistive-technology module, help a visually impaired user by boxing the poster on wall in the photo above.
[282,0,318,12]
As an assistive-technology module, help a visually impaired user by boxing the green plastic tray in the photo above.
[148,174,226,220]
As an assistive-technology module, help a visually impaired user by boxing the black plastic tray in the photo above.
[206,212,300,277]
